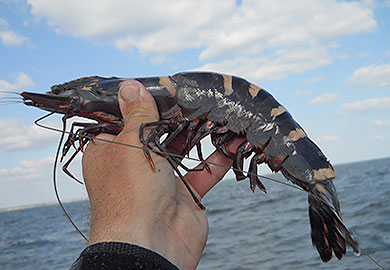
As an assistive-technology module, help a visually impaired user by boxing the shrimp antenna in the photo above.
[34,112,88,241]
[361,247,384,269]
[0,90,21,94]
[0,90,23,104]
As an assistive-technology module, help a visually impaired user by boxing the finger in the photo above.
[117,80,159,144]
[184,137,245,198]
[83,81,159,165]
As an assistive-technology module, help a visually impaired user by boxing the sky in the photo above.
[0,0,389,209]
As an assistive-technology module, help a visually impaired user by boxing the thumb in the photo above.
[118,80,160,138]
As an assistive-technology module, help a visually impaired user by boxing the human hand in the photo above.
[82,80,241,269]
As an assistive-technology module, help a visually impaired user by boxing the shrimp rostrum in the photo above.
[19,72,359,262]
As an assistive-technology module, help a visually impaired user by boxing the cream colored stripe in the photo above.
[159,76,176,97]
[249,84,261,98]
[271,105,286,119]
[287,128,307,142]
[222,74,233,96]
[313,168,335,180]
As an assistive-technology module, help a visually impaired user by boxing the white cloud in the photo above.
[303,76,324,84]
[27,0,377,80]
[357,51,371,58]
[295,90,312,97]
[342,97,390,112]
[316,135,340,142]
[374,135,385,140]
[0,155,54,181]
[0,152,84,184]
[347,64,390,89]
[337,54,349,60]
[0,116,108,153]
[310,92,339,104]
[0,18,32,47]
[197,47,331,81]
[0,73,35,92]
[373,120,390,127]
[0,118,57,151]
[0,30,30,47]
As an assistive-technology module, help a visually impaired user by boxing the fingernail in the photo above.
[119,83,141,103]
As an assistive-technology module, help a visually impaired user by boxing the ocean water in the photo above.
[1,157,389,270]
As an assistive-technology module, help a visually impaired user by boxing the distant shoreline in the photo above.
[0,197,88,213]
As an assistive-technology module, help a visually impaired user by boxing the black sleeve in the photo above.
[70,242,179,270]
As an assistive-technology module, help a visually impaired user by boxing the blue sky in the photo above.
[0,0,389,209]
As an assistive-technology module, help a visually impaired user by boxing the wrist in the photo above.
[87,204,184,266]
[72,242,179,270]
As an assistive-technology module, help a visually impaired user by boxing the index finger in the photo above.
[184,138,244,198]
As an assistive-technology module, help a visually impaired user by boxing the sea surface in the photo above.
[1,157,389,270]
